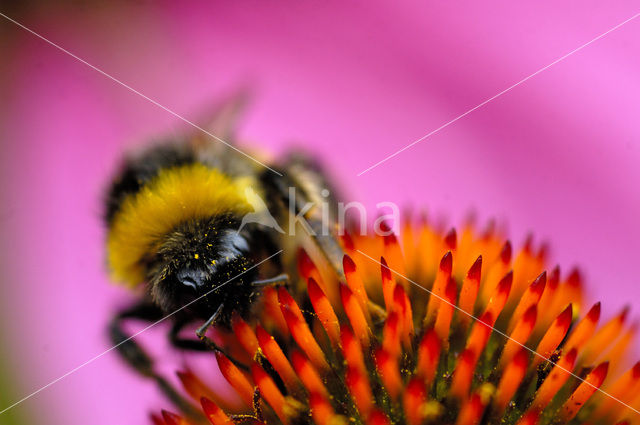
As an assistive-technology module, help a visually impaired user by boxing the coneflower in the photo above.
[152,218,639,425]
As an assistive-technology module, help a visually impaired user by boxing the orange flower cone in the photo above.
[151,218,639,425]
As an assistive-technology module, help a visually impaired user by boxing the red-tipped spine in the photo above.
[255,325,299,391]
[416,328,441,388]
[343,255,371,322]
[309,392,336,424]
[434,277,457,349]
[281,305,328,371]
[341,324,367,374]
[291,351,328,398]
[215,352,254,408]
[455,393,486,425]
[201,397,234,425]
[530,348,578,410]
[341,283,371,348]
[375,347,402,400]
[404,378,427,425]
[380,257,396,312]
[482,271,512,326]
[561,362,609,421]
[508,271,546,332]
[251,364,287,424]
[346,365,373,418]
[451,349,476,399]
[425,251,453,325]
[459,256,482,328]
[307,277,340,346]
[533,304,573,367]
[495,348,529,412]
[501,305,537,367]
[231,315,259,357]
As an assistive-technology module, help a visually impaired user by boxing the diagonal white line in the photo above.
[357,11,640,176]
[355,249,640,417]
[0,250,283,415]
[0,12,283,177]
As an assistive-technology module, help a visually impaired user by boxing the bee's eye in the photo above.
[177,268,207,290]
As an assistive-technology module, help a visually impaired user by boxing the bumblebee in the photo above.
[105,94,344,419]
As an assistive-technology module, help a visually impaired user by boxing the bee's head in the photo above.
[146,216,257,320]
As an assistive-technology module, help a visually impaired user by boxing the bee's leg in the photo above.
[251,273,289,287]
[109,303,204,422]
[195,303,224,341]
[169,318,249,372]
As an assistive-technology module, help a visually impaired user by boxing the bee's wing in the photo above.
[190,87,253,145]
[187,88,272,177]
[261,152,345,281]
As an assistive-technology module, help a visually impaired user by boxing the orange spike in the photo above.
[341,283,371,348]
[368,410,391,425]
[341,229,355,252]
[483,271,512,325]
[215,352,254,408]
[346,365,374,418]
[383,228,407,279]
[417,328,441,387]
[201,397,234,425]
[231,315,259,356]
[255,325,299,391]
[564,302,601,353]
[582,307,629,365]
[162,411,186,425]
[340,324,367,374]
[375,347,403,400]
[501,305,537,367]
[560,362,609,421]
[277,287,305,323]
[343,255,371,321]
[516,411,540,425]
[594,361,640,418]
[382,311,401,358]
[451,349,476,399]
[508,272,546,332]
[495,348,529,412]
[394,285,414,346]
[536,266,560,324]
[425,251,453,325]
[533,304,573,367]
[297,248,323,286]
[291,351,328,398]
[381,257,397,312]
[251,363,287,424]
[281,306,328,370]
[455,393,485,425]
[309,392,336,425]
[307,277,340,346]
[530,348,578,410]
[404,378,427,425]
[480,241,511,304]
[465,312,494,363]
[434,277,457,348]
[459,256,482,326]
[261,286,288,335]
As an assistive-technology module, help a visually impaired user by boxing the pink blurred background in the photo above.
[1,1,639,424]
